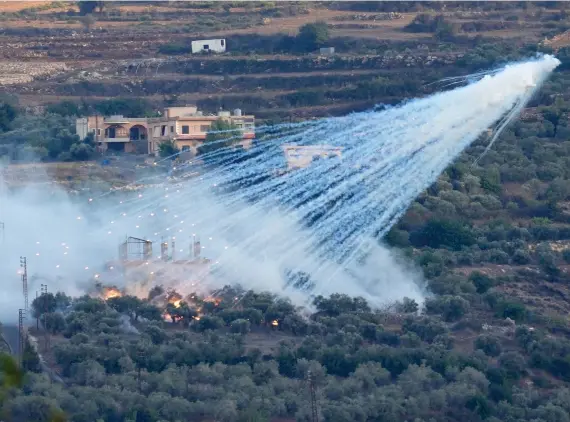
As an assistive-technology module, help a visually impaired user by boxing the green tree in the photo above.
[469,271,495,294]
[410,219,476,250]
[138,303,163,322]
[78,1,103,15]
[425,295,469,322]
[0,353,23,399]
[22,338,41,373]
[158,140,180,159]
[31,293,58,319]
[46,101,83,117]
[107,295,144,320]
[94,98,153,117]
[475,335,502,357]
[297,21,329,51]
[230,319,251,334]
[70,142,95,161]
[198,119,242,156]
[0,102,18,132]
[44,312,67,335]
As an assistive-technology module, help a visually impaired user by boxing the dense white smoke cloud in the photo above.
[0,55,560,322]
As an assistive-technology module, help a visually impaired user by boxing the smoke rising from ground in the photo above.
[0,55,560,322]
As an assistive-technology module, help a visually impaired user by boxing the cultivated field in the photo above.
[0,1,565,120]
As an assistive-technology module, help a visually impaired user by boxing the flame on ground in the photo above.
[102,287,123,300]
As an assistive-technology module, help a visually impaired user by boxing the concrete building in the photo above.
[282,145,343,170]
[76,106,255,156]
[147,106,255,156]
[76,115,149,153]
[191,38,226,54]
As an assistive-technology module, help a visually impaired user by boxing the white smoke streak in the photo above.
[0,55,560,322]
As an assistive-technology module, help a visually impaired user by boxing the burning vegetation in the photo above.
[91,282,124,301]
[101,286,123,300]
[92,283,286,332]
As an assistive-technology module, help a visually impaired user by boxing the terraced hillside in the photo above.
[1,1,569,121]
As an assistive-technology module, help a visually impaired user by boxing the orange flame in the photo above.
[166,291,183,308]
[203,296,222,306]
[271,320,279,326]
[102,287,122,300]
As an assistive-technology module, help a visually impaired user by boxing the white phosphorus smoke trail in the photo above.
[0,54,561,320]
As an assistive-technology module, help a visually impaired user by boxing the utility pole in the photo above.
[18,308,26,366]
[41,284,49,352]
[35,291,39,330]
[20,256,28,312]
[307,370,319,422]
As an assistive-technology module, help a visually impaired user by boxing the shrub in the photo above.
[410,219,476,251]
[512,249,531,265]
[499,351,527,379]
[230,319,251,334]
[474,335,502,357]
[297,21,329,51]
[469,272,495,294]
[425,296,469,322]
[194,316,225,332]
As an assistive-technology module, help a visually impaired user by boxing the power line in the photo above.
[35,290,39,330]
[40,284,49,353]
[20,256,28,312]
[18,308,26,367]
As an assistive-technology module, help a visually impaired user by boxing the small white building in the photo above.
[191,39,226,54]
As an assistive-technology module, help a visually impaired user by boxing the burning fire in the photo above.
[102,287,122,300]
[166,291,183,308]
[162,294,204,323]
[271,320,279,326]
[203,296,222,306]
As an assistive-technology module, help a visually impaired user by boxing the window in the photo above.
[182,125,190,134]
[181,146,190,152]
[221,39,225,47]
[161,125,166,136]
[200,125,210,132]
[96,128,102,136]
[170,126,174,133]
[203,44,209,50]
